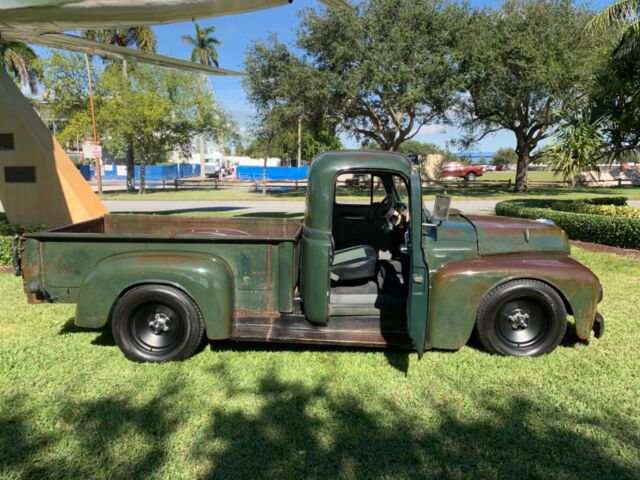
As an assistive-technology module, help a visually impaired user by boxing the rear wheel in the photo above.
[475,279,567,356]
[112,285,205,362]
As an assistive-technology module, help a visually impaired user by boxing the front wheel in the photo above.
[465,172,477,182]
[475,279,567,356]
[112,285,205,362]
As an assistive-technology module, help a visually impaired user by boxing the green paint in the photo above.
[19,150,602,354]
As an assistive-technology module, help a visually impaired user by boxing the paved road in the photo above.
[2,199,639,215]
[101,199,500,215]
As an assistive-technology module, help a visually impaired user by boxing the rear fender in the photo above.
[75,251,234,339]
[427,254,600,350]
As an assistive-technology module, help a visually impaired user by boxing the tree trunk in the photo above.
[138,162,146,194]
[514,140,530,192]
[200,134,206,180]
[126,142,135,192]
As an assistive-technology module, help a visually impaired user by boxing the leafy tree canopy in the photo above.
[455,0,601,191]
[244,0,462,152]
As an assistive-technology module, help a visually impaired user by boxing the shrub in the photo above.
[0,214,45,267]
[0,237,12,267]
[495,197,640,249]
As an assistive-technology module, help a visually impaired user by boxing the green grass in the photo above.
[1,248,639,479]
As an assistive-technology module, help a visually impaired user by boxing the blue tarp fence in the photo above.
[236,166,309,181]
[80,164,201,181]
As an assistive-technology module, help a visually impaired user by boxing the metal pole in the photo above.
[297,116,302,167]
[84,54,102,197]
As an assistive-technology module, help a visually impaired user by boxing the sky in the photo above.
[151,0,509,152]
[40,0,610,154]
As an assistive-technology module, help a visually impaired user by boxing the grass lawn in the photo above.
[1,247,639,479]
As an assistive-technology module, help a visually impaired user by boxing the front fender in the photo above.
[75,251,234,339]
[427,253,601,350]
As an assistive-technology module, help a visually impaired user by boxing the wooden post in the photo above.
[174,178,178,190]
[618,178,622,188]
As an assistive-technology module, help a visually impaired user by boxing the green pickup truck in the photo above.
[15,151,604,362]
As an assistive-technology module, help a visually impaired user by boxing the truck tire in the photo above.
[111,285,205,362]
[465,172,477,182]
[475,279,567,356]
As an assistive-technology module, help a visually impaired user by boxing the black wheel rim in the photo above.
[495,299,550,349]
[129,302,185,355]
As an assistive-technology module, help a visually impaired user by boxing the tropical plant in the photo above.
[549,114,605,186]
[588,0,639,57]
[84,27,157,74]
[1,39,40,94]
[181,23,222,68]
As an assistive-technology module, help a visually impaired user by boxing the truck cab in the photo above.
[18,150,604,362]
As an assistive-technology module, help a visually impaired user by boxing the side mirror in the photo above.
[432,193,451,223]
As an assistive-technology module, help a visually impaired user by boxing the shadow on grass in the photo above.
[1,367,638,479]
[59,318,115,346]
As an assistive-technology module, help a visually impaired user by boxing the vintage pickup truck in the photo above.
[15,151,604,362]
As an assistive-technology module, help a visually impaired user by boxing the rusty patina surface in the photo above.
[18,150,603,356]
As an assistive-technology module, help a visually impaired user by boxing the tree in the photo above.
[96,66,233,193]
[182,22,224,178]
[589,0,639,58]
[244,0,462,152]
[84,27,157,75]
[455,0,600,192]
[181,23,222,67]
[1,39,39,94]
[84,26,157,189]
[588,1,640,155]
[492,148,517,167]
[549,113,604,185]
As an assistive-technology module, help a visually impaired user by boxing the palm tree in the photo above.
[589,0,639,56]
[182,23,223,178]
[1,39,39,94]
[550,114,605,186]
[84,27,157,75]
[181,23,222,68]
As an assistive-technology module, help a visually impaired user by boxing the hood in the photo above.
[463,215,570,256]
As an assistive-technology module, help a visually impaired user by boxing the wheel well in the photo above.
[483,277,573,317]
[107,281,200,324]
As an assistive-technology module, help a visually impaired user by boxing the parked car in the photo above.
[15,151,604,362]
[441,162,484,181]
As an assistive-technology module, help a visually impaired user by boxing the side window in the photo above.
[335,173,371,205]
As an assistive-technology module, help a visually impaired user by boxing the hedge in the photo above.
[0,214,44,267]
[495,197,640,250]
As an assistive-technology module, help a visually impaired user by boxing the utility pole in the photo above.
[297,116,302,167]
[84,53,102,197]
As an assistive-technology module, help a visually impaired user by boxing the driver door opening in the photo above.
[330,171,411,314]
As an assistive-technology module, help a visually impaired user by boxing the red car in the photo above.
[441,162,484,181]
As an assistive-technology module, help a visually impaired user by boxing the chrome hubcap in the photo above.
[507,309,530,330]
[148,313,171,335]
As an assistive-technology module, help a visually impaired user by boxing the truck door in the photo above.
[406,171,429,357]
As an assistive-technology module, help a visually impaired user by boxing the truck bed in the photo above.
[35,214,302,241]
[21,214,302,315]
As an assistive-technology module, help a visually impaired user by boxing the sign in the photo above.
[116,165,127,176]
[82,142,102,159]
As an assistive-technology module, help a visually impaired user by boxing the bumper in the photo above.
[593,312,605,339]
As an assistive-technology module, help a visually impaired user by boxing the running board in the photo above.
[231,313,413,348]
